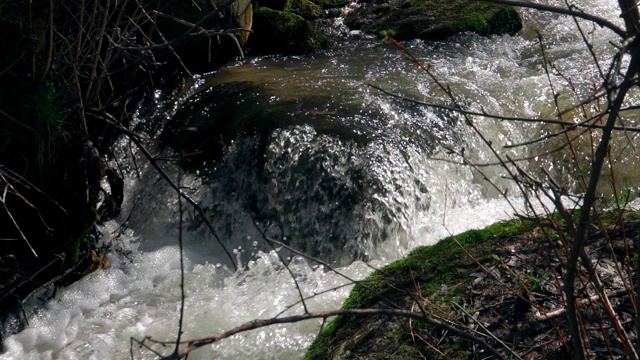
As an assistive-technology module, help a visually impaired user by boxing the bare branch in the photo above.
[89,109,238,271]
[165,308,507,360]
[250,217,310,314]
[367,83,640,133]
[476,0,626,37]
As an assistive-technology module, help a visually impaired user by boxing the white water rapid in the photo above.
[2,1,636,359]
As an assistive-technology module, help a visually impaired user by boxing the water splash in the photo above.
[3,1,635,358]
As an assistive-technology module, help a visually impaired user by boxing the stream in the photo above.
[2,1,638,359]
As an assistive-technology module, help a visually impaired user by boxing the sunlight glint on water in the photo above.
[1,1,628,358]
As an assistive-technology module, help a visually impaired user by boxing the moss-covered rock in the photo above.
[285,0,325,19]
[345,0,522,40]
[306,210,640,359]
[260,0,344,13]
[305,218,535,359]
[250,7,330,54]
[260,0,324,19]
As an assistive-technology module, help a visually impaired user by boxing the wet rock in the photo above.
[159,81,373,172]
[260,0,325,20]
[157,80,400,263]
[285,0,325,20]
[160,82,269,172]
[157,70,463,265]
[344,0,522,40]
[312,0,348,9]
[249,7,330,54]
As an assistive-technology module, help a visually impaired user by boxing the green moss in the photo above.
[284,0,324,19]
[358,1,522,40]
[343,218,530,310]
[307,210,640,358]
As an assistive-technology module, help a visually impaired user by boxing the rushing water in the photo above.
[3,1,639,359]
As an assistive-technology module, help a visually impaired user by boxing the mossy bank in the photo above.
[306,210,640,359]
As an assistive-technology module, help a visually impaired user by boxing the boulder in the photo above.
[159,81,373,171]
[344,0,522,40]
[285,0,325,20]
[249,7,330,55]
[158,81,394,264]
[306,211,640,359]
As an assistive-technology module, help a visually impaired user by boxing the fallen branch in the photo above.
[534,289,630,321]
[153,308,508,360]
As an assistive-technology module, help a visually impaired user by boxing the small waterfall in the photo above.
[2,1,635,358]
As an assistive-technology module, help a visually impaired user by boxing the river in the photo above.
[1,1,637,359]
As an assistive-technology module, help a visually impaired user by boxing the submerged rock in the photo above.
[344,0,522,40]
[157,78,442,264]
[158,82,381,263]
[159,81,374,172]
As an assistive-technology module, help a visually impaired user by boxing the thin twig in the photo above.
[367,83,640,134]
[477,0,625,37]
[90,110,237,271]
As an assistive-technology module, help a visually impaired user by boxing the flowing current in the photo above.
[3,1,636,359]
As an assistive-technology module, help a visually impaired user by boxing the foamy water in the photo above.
[2,1,634,359]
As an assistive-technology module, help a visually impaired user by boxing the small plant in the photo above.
[524,270,549,293]
[35,84,69,139]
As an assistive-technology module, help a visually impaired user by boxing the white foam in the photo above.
[2,1,629,358]
[1,241,381,359]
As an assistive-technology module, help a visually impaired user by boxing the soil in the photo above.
[458,213,638,359]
